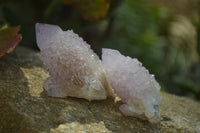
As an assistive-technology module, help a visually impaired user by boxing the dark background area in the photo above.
[0,0,200,101]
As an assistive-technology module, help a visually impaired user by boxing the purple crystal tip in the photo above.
[36,23,62,50]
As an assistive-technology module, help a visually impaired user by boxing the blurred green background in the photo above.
[0,0,200,100]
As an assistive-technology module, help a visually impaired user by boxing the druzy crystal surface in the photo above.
[36,23,111,100]
[102,48,162,123]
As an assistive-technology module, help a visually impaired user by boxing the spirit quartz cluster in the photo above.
[102,49,162,123]
[36,23,162,123]
[36,23,112,100]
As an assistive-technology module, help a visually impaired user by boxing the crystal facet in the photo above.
[36,23,111,100]
[102,48,162,123]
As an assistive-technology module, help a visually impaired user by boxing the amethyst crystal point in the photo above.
[36,23,112,100]
[102,48,162,123]
[36,23,62,50]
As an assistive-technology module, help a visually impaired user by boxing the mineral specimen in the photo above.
[36,23,112,100]
[101,48,162,123]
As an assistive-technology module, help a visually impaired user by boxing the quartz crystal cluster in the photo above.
[36,23,111,100]
[102,48,162,123]
[36,23,162,123]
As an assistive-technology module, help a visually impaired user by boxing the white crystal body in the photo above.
[102,48,162,123]
[36,23,111,100]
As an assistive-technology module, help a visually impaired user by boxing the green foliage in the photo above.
[44,0,62,21]
[63,0,110,21]
[197,25,200,56]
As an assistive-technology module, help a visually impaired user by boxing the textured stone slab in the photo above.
[0,47,199,133]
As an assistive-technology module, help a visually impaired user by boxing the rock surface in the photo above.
[0,46,200,133]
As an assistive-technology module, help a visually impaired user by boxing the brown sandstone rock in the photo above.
[0,47,199,133]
